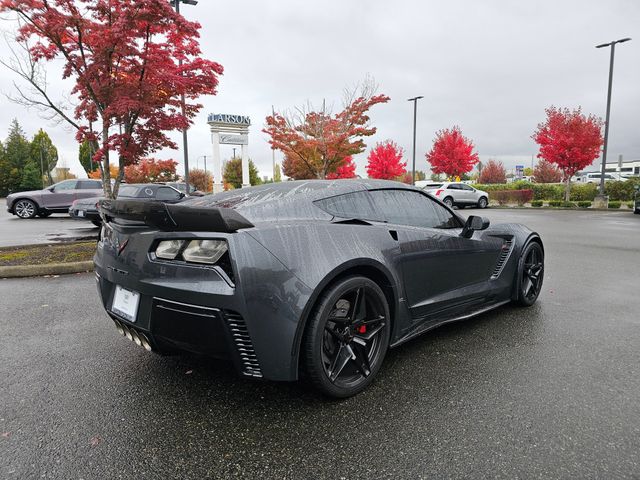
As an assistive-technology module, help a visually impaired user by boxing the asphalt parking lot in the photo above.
[1,209,639,479]
[0,201,98,247]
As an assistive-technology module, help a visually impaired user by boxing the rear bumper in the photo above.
[69,206,100,222]
[94,228,313,382]
[97,272,262,377]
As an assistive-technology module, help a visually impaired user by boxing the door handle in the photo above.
[389,230,398,241]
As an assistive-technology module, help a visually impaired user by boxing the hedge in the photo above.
[608,201,621,209]
[577,201,592,208]
[473,178,640,202]
[531,200,543,207]
[491,189,534,206]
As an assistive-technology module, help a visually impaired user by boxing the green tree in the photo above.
[274,162,282,182]
[78,139,99,174]
[223,157,262,189]
[20,160,42,190]
[0,119,33,195]
[30,129,59,186]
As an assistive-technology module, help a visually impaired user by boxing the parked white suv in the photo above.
[423,182,489,209]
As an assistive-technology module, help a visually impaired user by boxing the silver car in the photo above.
[6,179,103,219]
[423,182,489,209]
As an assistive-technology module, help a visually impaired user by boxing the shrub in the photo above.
[490,189,534,206]
[577,201,591,208]
[605,179,640,201]
[626,201,635,209]
[531,200,543,207]
[561,201,576,208]
[608,201,621,209]
[570,183,598,201]
[548,200,562,207]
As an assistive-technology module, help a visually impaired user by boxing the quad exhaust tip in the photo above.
[113,319,152,352]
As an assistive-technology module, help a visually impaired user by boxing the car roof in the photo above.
[183,179,422,223]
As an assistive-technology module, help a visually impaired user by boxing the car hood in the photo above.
[7,189,45,200]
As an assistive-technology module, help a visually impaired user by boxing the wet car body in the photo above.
[94,180,544,396]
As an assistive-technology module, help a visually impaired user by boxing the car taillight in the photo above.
[435,189,444,196]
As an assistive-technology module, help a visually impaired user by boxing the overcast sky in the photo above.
[1,0,639,179]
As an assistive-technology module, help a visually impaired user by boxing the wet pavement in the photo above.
[0,202,98,247]
[1,209,639,479]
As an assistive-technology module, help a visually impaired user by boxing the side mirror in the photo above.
[634,185,640,192]
[460,215,490,238]
[47,186,55,192]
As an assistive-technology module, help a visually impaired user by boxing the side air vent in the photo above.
[224,310,262,378]
[491,239,514,279]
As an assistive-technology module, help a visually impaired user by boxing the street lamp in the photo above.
[170,0,198,191]
[595,37,631,196]
[407,96,424,185]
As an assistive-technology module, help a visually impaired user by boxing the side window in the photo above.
[53,180,78,191]
[369,190,460,229]
[155,187,182,201]
[78,180,101,189]
[447,184,460,190]
[314,191,378,220]
[461,184,474,191]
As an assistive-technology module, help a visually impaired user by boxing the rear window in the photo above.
[423,183,442,189]
[314,191,378,220]
[117,186,142,198]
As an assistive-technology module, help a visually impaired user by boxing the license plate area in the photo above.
[112,285,140,322]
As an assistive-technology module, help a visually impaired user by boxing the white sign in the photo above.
[220,134,248,145]
[208,113,251,126]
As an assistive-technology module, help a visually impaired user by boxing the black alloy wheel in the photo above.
[304,276,390,398]
[14,199,37,219]
[515,242,544,307]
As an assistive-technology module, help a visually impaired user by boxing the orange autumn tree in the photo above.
[264,79,389,180]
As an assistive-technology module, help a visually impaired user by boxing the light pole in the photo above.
[170,0,198,190]
[595,37,631,196]
[407,96,423,184]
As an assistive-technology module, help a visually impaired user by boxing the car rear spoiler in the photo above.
[98,199,254,232]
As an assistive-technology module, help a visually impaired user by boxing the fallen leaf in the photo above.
[1,432,10,438]
[185,370,193,375]
[89,435,102,447]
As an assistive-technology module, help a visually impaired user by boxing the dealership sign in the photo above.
[207,113,251,126]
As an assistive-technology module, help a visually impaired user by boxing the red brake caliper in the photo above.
[358,325,367,334]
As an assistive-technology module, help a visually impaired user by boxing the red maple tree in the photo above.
[426,126,479,179]
[366,141,406,180]
[533,159,562,183]
[478,159,506,184]
[326,156,357,179]
[532,106,603,200]
[264,81,389,180]
[124,158,178,184]
[1,0,223,198]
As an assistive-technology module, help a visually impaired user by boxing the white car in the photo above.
[422,182,489,209]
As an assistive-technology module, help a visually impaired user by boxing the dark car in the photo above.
[69,184,185,226]
[6,179,103,218]
[634,185,640,214]
[159,182,205,197]
[94,180,544,398]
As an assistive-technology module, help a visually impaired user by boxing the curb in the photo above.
[0,261,94,279]
[489,206,634,212]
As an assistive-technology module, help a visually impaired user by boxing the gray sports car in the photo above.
[95,180,544,397]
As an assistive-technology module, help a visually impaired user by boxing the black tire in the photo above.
[443,196,454,208]
[13,199,38,219]
[303,276,391,398]
[38,211,52,218]
[514,241,544,307]
[477,197,488,209]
